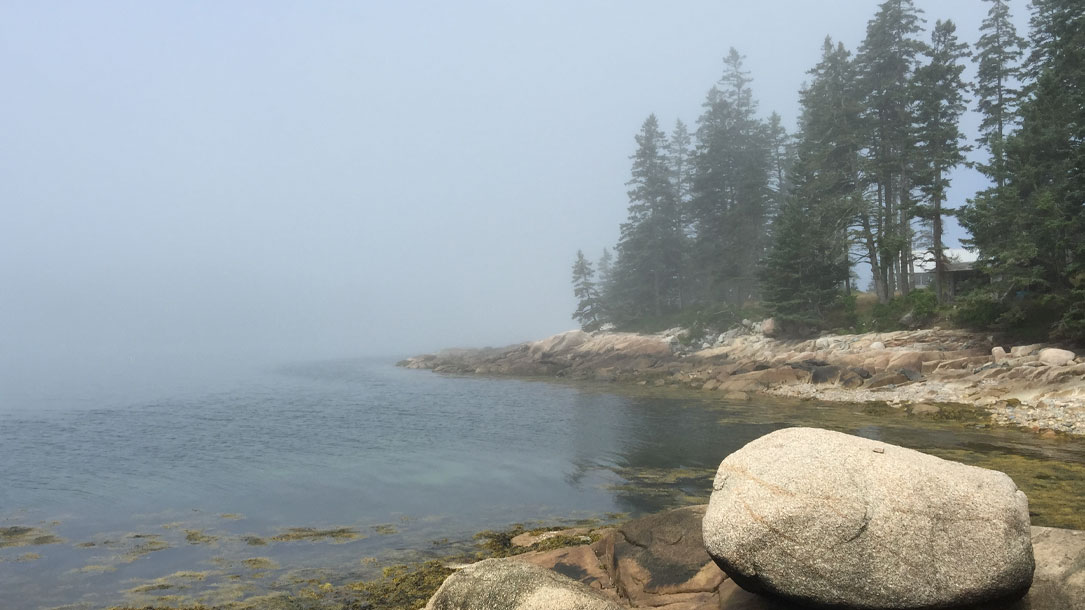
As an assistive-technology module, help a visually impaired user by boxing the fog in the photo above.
[1,1,1028,379]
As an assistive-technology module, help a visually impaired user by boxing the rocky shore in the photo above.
[400,323,1085,436]
[427,429,1085,609]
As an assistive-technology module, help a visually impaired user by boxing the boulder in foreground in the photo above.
[702,427,1035,609]
[424,557,624,610]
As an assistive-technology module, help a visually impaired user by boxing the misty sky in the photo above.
[1,1,1030,370]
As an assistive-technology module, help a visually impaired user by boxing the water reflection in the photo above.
[0,362,1083,609]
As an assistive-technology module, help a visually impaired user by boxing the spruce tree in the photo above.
[596,247,615,323]
[762,38,860,330]
[690,48,772,304]
[667,119,694,310]
[571,250,602,331]
[854,0,926,302]
[913,19,971,304]
[973,0,1026,188]
[611,114,685,321]
[959,0,1085,340]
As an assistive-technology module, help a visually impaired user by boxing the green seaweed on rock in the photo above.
[270,527,362,543]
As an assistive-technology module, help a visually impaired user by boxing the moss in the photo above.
[241,535,267,546]
[371,524,398,535]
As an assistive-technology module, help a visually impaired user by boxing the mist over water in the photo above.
[0,1,1030,369]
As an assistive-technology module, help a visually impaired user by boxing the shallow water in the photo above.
[1,358,1083,609]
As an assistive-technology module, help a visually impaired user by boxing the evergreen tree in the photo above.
[854,0,926,302]
[973,0,1026,188]
[666,119,694,309]
[570,250,602,331]
[765,112,794,221]
[763,38,860,330]
[762,198,849,332]
[690,48,772,304]
[611,114,685,320]
[913,19,971,304]
[959,0,1085,340]
[596,247,615,323]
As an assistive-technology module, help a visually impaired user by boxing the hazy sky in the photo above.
[1,1,1031,369]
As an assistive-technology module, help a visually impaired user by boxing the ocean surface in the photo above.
[2,357,1084,609]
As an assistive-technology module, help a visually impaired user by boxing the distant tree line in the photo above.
[573,0,1084,342]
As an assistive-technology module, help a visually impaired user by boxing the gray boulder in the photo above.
[425,558,624,610]
[702,427,1034,609]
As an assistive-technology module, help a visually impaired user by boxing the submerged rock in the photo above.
[599,505,724,605]
[702,427,1035,609]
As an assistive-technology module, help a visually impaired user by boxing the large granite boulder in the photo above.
[424,558,624,610]
[702,427,1034,609]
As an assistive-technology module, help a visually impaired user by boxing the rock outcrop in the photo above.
[401,326,1085,435]
[1027,527,1085,610]
[433,505,1085,610]
[702,427,1035,609]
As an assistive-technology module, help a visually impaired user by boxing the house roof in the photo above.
[914,248,978,274]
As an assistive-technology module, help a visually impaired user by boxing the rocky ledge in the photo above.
[399,324,1085,435]
[426,429,1085,610]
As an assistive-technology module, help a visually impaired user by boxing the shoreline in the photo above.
[399,325,1085,436]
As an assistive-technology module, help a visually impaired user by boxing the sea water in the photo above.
[1,357,1083,609]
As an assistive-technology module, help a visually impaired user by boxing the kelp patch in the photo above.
[0,525,63,548]
[270,527,362,543]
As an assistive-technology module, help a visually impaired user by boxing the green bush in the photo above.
[950,291,1005,328]
[823,293,858,331]
[869,289,938,331]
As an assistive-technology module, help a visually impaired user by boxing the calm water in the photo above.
[1,358,1084,609]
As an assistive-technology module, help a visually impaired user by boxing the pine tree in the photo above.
[571,250,602,331]
[973,0,1026,188]
[596,247,615,323]
[959,0,1085,340]
[762,198,849,332]
[854,0,927,302]
[765,112,794,221]
[667,119,694,309]
[762,37,860,330]
[610,114,685,321]
[690,48,772,304]
[913,19,971,304]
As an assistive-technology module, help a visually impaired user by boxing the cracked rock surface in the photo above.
[702,427,1035,609]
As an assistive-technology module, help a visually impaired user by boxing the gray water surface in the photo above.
[1,358,1083,609]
